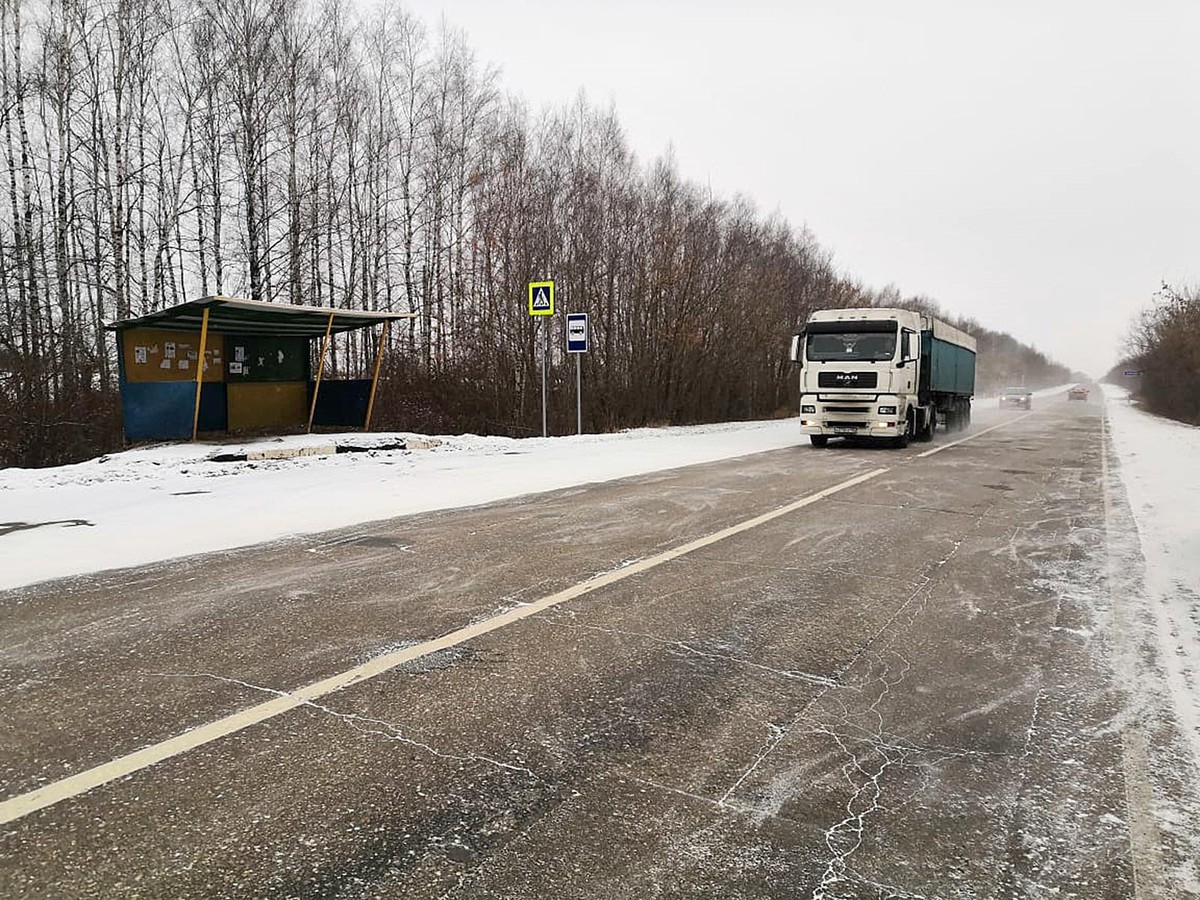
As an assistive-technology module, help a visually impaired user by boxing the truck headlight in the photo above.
[878,405,897,415]
[801,404,816,414]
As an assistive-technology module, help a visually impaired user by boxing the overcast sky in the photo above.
[402,0,1199,376]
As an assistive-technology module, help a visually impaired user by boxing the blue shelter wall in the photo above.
[121,383,228,440]
[311,379,372,427]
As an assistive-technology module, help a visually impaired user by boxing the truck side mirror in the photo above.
[789,333,803,364]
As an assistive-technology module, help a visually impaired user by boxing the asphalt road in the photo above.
[1,394,1193,898]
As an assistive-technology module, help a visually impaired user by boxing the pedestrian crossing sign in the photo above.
[528,281,555,316]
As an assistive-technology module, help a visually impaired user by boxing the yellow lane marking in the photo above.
[2,467,892,826]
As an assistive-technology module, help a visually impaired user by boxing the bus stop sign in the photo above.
[567,313,588,353]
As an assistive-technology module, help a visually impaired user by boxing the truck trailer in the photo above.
[789,308,976,448]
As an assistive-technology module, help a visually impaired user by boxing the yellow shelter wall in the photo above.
[122,328,224,383]
[227,382,308,431]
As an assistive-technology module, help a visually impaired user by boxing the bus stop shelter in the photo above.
[107,296,414,441]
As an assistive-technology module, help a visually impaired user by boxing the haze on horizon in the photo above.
[402,0,1200,377]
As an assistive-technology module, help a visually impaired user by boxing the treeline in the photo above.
[0,0,1067,467]
[1111,282,1200,424]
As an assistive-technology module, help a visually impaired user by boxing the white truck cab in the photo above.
[790,308,976,448]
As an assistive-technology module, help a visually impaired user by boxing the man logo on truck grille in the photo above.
[817,371,877,388]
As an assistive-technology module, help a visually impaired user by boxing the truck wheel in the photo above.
[944,409,957,433]
[893,415,912,448]
[810,435,829,448]
[918,409,935,442]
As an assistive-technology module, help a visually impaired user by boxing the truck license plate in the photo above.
[832,426,857,434]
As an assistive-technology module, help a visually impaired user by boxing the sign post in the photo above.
[566,313,588,435]
[528,281,555,437]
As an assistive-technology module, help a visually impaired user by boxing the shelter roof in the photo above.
[105,296,414,337]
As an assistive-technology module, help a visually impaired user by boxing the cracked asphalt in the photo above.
[2,395,1194,898]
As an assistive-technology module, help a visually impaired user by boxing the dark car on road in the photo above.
[999,387,1033,409]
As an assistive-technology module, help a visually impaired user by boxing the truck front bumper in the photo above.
[799,395,905,439]
[799,419,903,439]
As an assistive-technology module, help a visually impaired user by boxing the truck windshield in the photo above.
[806,323,897,362]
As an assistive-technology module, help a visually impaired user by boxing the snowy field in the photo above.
[1102,384,1200,776]
[1102,386,1200,593]
[0,420,809,592]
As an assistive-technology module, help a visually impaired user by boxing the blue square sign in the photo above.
[566,313,588,353]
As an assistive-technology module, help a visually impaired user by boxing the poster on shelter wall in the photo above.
[235,346,246,362]
[229,362,243,375]
[122,328,224,384]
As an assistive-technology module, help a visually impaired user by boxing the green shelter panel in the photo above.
[224,335,309,383]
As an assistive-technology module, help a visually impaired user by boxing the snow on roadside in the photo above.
[0,419,806,592]
[1102,383,1200,772]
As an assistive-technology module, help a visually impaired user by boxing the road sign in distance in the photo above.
[1123,370,1143,377]
[567,313,588,353]
[528,281,554,316]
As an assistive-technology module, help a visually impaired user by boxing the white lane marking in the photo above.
[1,467,892,826]
[1101,408,1166,897]
[915,413,1034,458]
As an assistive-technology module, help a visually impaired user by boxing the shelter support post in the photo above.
[307,311,336,433]
[191,307,210,441]
[363,320,390,430]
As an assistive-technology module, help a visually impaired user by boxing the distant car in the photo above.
[1068,385,1090,401]
[999,387,1033,409]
